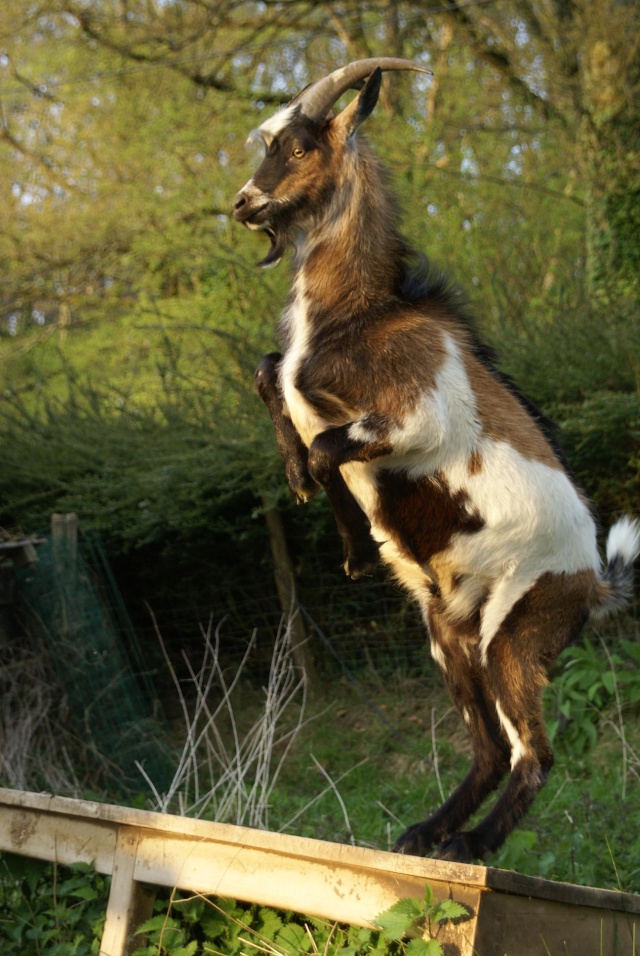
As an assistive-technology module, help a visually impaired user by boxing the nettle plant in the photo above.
[130,885,470,956]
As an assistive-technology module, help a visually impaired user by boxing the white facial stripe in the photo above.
[258,103,298,141]
[238,179,266,200]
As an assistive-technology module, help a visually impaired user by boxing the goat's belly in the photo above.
[341,442,600,630]
[446,439,599,576]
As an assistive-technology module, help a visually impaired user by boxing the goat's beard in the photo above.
[257,226,287,269]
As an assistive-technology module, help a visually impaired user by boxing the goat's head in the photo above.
[233,58,430,267]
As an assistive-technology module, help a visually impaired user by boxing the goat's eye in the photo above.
[292,147,305,159]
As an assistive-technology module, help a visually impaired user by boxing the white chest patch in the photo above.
[279,277,329,447]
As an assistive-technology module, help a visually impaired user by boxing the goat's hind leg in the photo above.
[394,612,510,857]
[434,573,590,863]
[255,353,319,503]
[435,642,553,864]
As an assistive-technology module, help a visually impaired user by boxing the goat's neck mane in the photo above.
[293,138,407,318]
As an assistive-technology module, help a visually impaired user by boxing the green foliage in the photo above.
[0,1,638,681]
[128,885,469,956]
[492,298,640,518]
[374,884,470,956]
[545,637,640,754]
[555,392,640,517]
[491,755,640,890]
[131,893,385,956]
[0,855,108,955]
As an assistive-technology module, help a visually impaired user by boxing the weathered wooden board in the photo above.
[0,788,638,956]
[476,889,638,956]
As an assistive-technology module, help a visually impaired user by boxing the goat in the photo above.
[233,58,640,863]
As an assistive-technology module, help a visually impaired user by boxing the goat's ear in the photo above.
[333,67,382,139]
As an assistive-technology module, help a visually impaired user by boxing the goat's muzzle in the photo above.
[232,185,269,226]
[232,185,285,268]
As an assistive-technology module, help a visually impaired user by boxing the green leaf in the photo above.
[201,912,230,940]
[258,905,284,941]
[600,671,615,694]
[172,944,198,956]
[405,939,443,956]
[1,854,49,895]
[276,921,310,952]
[71,885,99,902]
[135,913,185,948]
[375,898,424,940]
[423,883,435,910]
[173,895,206,924]
[429,900,469,924]
[585,721,598,748]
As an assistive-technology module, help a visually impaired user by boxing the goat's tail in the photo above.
[591,516,640,618]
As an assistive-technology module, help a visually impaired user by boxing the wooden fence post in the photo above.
[51,512,78,582]
[262,501,316,686]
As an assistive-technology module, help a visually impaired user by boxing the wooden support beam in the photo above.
[101,827,147,956]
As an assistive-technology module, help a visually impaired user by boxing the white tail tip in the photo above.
[606,517,640,566]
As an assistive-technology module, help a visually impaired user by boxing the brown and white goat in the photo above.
[233,58,640,863]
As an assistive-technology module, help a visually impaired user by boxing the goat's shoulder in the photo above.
[398,256,569,471]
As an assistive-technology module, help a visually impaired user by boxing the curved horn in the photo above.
[293,58,431,123]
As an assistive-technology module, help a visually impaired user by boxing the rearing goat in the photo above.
[233,59,640,863]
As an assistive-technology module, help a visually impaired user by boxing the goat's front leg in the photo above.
[307,423,390,579]
[255,353,320,504]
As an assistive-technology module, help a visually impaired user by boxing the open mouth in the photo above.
[257,227,286,269]
[233,198,285,268]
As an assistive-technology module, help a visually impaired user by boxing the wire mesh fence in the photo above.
[13,528,173,793]
[3,516,434,798]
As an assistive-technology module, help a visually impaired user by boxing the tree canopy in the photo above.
[1,0,638,604]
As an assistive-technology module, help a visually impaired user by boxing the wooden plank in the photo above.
[101,827,141,956]
[486,865,640,913]
[132,828,482,953]
[0,787,488,889]
[476,884,639,956]
[0,802,117,873]
[3,789,638,912]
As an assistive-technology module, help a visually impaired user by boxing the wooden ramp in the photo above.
[0,788,637,956]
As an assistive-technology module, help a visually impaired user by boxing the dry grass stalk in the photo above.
[140,611,310,828]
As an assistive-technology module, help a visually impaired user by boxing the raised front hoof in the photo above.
[434,832,483,864]
[287,469,320,505]
[392,822,437,858]
[343,537,380,580]
[254,353,282,393]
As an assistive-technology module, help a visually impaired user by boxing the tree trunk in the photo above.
[579,29,640,304]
